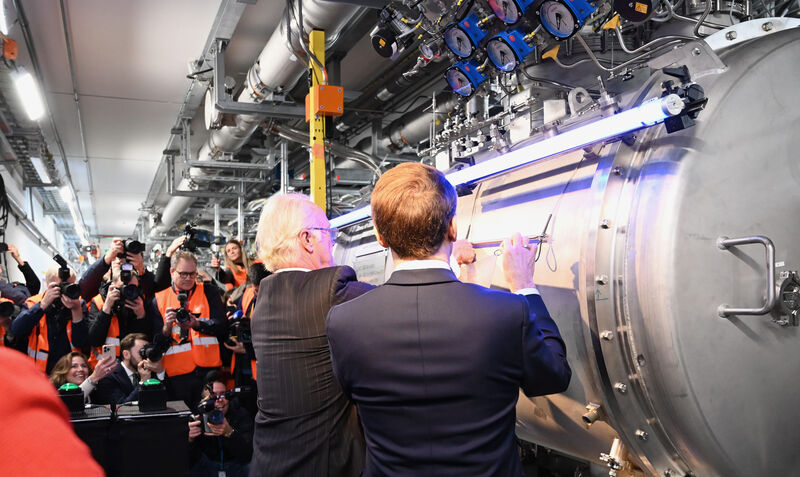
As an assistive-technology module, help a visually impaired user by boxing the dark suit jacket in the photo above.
[250,266,374,477]
[326,268,571,477]
[93,362,140,405]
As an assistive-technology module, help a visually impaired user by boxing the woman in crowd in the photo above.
[49,351,117,402]
[211,240,252,290]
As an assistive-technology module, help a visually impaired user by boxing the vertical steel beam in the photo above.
[308,29,327,212]
[280,139,289,195]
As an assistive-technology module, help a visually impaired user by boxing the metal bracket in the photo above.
[213,40,305,119]
[705,17,800,52]
[717,235,777,317]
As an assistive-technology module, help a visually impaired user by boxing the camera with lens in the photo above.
[51,254,81,310]
[112,263,141,319]
[118,239,146,259]
[182,224,214,252]
[196,386,246,431]
[175,291,193,324]
[0,300,15,318]
[139,342,164,362]
[226,309,252,346]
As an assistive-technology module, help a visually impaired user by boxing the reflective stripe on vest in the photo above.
[194,336,219,346]
[104,337,121,346]
[164,342,192,356]
[27,347,48,362]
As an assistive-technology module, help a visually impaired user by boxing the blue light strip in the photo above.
[329,95,684,229]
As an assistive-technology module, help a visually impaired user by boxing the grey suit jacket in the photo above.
[250,266,374,477]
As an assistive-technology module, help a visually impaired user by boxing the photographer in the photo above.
[0,243,41,305]
[77,237,154,302]
[86,266,161,366]
[93,332,165,405]
[188,371,253,477]
[210,240,252,291]
[1,297,15,348]
[10,263,89,373]
[227,263,270,388]
[152,250,226,408]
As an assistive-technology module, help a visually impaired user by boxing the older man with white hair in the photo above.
[249,193,374,477]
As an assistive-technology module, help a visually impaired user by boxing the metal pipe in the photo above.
[152,0,363,237]
[214,203,221,239]
[237,192,244,241]
[280,139,289,194]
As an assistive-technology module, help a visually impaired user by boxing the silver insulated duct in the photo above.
[153,1,361,236]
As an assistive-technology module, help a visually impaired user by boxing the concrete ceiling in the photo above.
[13,0,286,238]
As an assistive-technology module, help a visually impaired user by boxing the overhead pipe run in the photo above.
[152,0,362,237]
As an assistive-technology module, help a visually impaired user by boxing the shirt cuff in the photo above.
[514,287,539,296]
[156,371,166,380]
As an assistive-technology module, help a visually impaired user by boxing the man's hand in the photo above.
[144,357,164,375]
[103,286,120,313]
[452,239,476,266]
[205,417,233,437]
[125,296,146,319]
[210,256,220,269]
[162,308,177,336]
[126,252,146,275]
[62,294,82,312]
[188,418,203,442]
[7,244,24,266]
[224,337,246,354]
[183,313,199,331]
[41,282,61,309]
[501,232,537,293]
[105,238,125,265]
[166,236,187,258]
[137,359,155,381]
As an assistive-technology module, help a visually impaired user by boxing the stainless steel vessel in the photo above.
[334,28,800,476]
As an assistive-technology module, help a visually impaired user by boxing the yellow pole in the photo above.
[308,29,327,212]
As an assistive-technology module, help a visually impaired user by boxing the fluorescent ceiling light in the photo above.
[0,4,7,36]
[13,69,45,121]
[329,94,684,229]
[59,185,73,204]
[29,156,51,183]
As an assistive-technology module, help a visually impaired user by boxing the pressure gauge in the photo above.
[536,0,598,40]
[486,29,536,72]
[446,59,488,97]
[487,0,538,24]
[444,13,489,58]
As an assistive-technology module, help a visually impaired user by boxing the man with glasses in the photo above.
[151,250,227,408]
[249,193,374,477]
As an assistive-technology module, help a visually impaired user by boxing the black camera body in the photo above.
[51,255,81,309]
[175,291,193,324]
[182,224,213,252]
[118,239,146,259]
[227,311,252,346]
[111,263,141,319]
[196,386,247,431]
[139,342,164,362]
[0,300,15,318]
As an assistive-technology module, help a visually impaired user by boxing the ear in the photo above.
[446,216,458,242]
[169,268,175,274]
[122,350,130,361]
[374,227,388,248]
[299,230,315,254]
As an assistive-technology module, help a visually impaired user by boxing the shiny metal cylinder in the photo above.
[334,29,800,476]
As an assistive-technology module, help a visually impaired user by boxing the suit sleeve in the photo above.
[94,372,139,405]
[519,293,571,397]
[326,306,351,399]
[330,266,376,307]
[17,262,40,296]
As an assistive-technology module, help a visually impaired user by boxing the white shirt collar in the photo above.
[273,267,312,273]
[122,361,135,378]
[393,260,452,272]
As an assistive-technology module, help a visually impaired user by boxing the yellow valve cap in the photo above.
[542,45,561,60]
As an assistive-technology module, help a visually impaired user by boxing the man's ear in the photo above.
[299,230,314,254]
[374,227,388,248]
[446,216,458,242]
[122,350,130,362]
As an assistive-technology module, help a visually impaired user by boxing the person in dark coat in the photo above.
[326,163,572,477]
[249,193,374,477]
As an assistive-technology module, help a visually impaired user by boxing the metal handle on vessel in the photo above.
[717,235,776,317]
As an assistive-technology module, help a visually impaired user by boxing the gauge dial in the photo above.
[488,0,521,24]
[444,26,474,57]
[539,0,579,39]
[446,68,474,96]
[487,39,518,72]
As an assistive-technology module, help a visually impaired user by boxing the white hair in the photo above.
[255,193,325,271]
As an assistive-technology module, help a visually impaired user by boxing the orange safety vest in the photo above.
[224,264,249,291]
[231,287,257,380]
[0,297,12,347]
[87,295,121,368]
[155,283,221,377]
[24,292,80,372]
